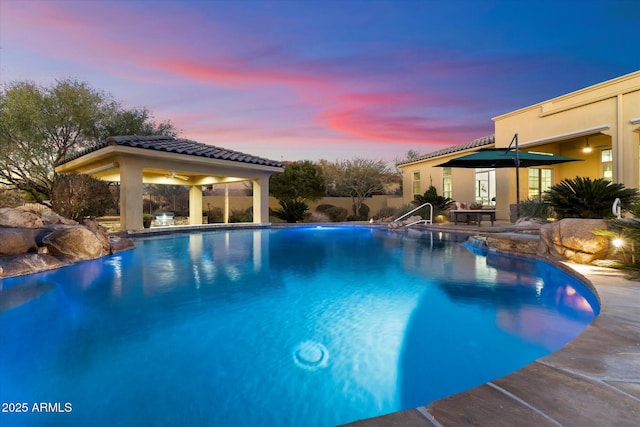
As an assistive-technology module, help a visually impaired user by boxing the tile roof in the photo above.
[396,134,495,166]
[55,135,285,168]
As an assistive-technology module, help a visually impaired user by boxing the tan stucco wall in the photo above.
[203,195,403,218]
[399,71,640,222]
[399,153,479,206]
[492,71,640,220]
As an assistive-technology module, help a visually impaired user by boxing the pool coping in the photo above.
[342,241,640,426]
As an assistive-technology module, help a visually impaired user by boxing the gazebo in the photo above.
[54,135,284,230]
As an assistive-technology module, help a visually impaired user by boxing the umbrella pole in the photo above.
[507,133,520,219]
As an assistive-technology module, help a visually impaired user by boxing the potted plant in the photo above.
[143,213,153,228]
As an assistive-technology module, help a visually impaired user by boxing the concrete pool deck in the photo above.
[344,229,640,426]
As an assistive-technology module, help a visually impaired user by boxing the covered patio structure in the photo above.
[54,135,284,230]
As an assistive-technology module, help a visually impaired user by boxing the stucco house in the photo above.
[398,71,640,221]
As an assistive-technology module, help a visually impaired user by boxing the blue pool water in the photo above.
[0,226,598,426]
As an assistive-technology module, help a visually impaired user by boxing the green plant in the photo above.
[0,188,26,208]
[595,218,640,276]
[228,207,252,223]
[204,207,223,223]
[544,176,639,219]
[315,204,335,213]
[350,202,369,220]
[325,206,348,222]
[413,186,453,217]
[396,203,417,217]
[375,206,399,220]
[518,198,553,221]
[270,199,308,223]
[143,213,153,228]
[52,173,115,221]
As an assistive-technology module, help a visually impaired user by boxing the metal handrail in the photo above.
[393,202,433,225]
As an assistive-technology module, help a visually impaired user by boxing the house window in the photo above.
[412,171,421,195]
[442,167,452,199]
[528,168,552,199]
[601,149,613,179]
[475,168,495,205]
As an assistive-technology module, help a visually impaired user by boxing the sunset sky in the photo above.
[1,0,638,163]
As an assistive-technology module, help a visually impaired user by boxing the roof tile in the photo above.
[55,135,284,168]
[396,134,495,166]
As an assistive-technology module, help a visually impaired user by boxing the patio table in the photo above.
[452,209,496,226]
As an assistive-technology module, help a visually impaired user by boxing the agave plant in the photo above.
[518,197,553,221]
[270,199,308,223]
[543,176,639,219]
[413,186,454,211]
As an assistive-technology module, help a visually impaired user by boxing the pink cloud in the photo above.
[1,0,496,159]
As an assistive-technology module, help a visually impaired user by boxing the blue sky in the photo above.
[1,0,638,162]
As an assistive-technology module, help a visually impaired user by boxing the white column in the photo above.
[252,176,270,224]
[189,185,203,225]
[224,184,230,224]
[119,160,144,230]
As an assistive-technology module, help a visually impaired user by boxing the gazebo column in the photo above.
[224,184,230,224]
[119,161,144,230]
[189,185,203,225]
[252,175,270,224]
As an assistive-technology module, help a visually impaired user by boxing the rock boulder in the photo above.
[82,219,111,254]
[0,228,49,255]
[539,218,609,264]
[0,207,45,228]
[42,227,110,261]
[0,208,135,278]
[0,254,66,278]
[109,236,136,254]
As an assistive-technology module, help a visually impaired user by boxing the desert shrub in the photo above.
[350,202,369,220]
[325,206,348,222]
[305,212,331,223]
[397,203,416,216]
[544,176,639,219]
[52,173,115,221]
[374,206,399,220]
[413,185,454,213]
[0,188,26,208]
[270,199,308,223]
[597,218,640,275]
[229,207,253,223]
[315,204,335,213]
[204,207,224,223]
[518,198,553,221]
[623,199,640,218]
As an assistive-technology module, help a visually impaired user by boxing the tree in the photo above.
[324,158,393,219]
[51,174,115,221]
[270,161,325,222]
[0,79,177,207]
[394,149,422,165]
[99,106,178,140]
[145,184,189,215]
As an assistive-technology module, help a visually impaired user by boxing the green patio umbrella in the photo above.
[435,134,582,216]
[434,148,580,168]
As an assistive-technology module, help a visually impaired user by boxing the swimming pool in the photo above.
[0,226,598,426]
